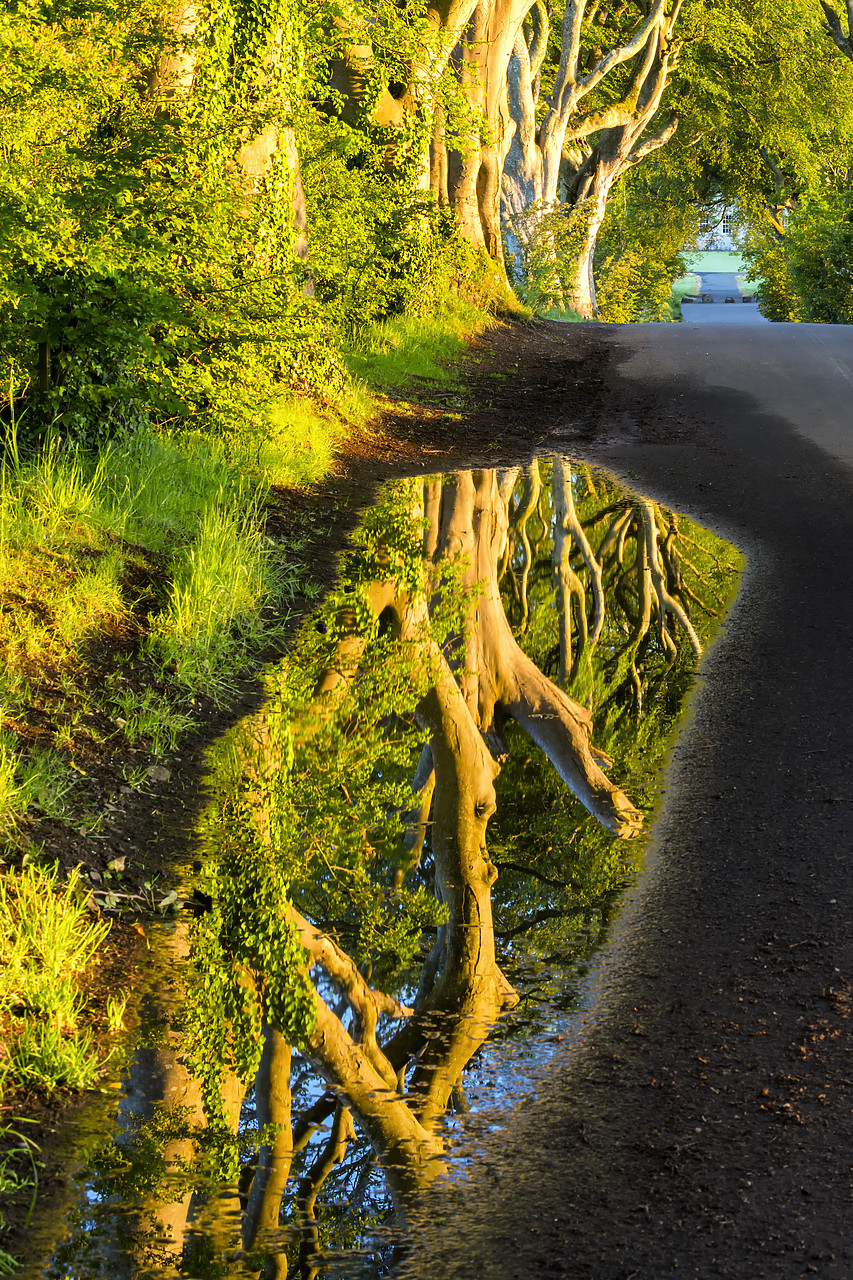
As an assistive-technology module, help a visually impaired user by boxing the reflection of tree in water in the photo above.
[56,462,739,1279]
[490,458,737,956]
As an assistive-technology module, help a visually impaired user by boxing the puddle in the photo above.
[28,458,742,1279]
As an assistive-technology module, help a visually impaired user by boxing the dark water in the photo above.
[29,458,741,1279]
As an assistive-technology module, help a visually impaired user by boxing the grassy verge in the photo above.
[0,287,496,1265]
[736,273,759,299]
[672,272,701,300]
[539,305,587,323]
[669,272,701,321]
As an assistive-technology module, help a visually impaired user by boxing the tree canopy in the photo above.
[3,0,853,438]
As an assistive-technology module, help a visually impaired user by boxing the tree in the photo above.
[629,0,853,323]
[89,463,727,1273]
[0,0,341,443]
[500,0,685,315]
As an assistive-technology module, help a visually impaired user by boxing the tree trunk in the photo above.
[116,924,245,1266]
[147,1,199,103]
[442,0,539,257]
[243,1031,294,1250]
[560,140,627,318]
[501,5,548,280]
[559,25,679,314]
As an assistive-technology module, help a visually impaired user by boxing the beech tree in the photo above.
[502,0,683,315]
[312,0,689,304]
[143,465,732,1268]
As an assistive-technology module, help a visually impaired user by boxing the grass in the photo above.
[238,399,342,489]
[672,273,701,300]
[344,297,495,394]
[0,1123,37,1276]
[109,684,196,758]
[0,738,26,832]
[736,272,759,297]
[0,862,114,1095]
[540,305,587,323]
[148,501,280,697]
[17,749,76,821]
[0,738,75,833]
[685,250,746,273]
[0,861,122,1270]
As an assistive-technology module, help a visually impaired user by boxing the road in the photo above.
[400,321,853,1280]
[682,270,768,325]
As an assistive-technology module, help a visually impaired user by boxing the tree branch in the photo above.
[296,1102,357,1280]
[290,906,410,1092]
[626,114,679,167]
[576,0,668,98]
[820,1,853,60]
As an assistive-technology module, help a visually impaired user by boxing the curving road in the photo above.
[401,321,853,1280]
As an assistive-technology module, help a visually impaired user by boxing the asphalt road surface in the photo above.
[682,271,768,324]
[400,321,853,1280]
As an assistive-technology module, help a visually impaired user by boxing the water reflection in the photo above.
[39,459,740,1279]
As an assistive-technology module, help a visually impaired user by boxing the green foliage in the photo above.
[0,863,111,1095]
[595,249,678,324]
[0,0,343,450]
[785,213,853,324]
[0,0,510,481]
[238,398,343,489]
[185,813,317,1118]
[750,193,853,325]
[504,201,594,312]
[299,119,437,327]
[594,170,693,323]
[0,0,500,456]
[741,232,796,322]
[656,0,853,311]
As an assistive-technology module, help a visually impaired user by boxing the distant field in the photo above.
[686,250,746,272]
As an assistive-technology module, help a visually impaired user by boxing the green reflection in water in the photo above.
[39,460,741,1280]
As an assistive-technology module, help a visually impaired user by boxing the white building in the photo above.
[695,208,738,252]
